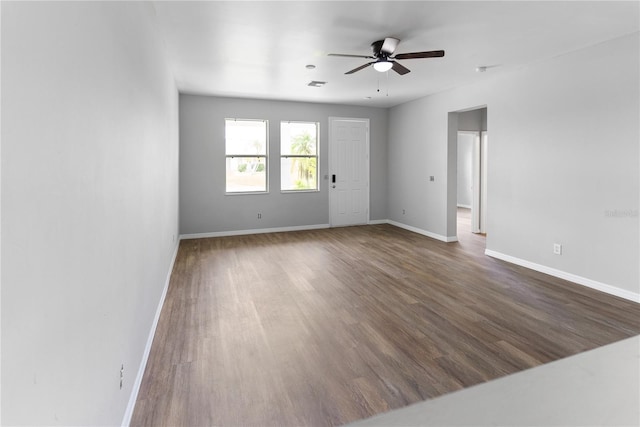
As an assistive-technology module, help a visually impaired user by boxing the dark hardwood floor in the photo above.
[131,219,640,426]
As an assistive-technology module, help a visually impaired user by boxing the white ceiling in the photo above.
[151,1,639,108]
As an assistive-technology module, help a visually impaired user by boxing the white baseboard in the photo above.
[388,220,458,243]
[121,241,180,427]
[180,221,458,243]
[368,219,388,225]
[485,249,640,303]
[180,223,330,240]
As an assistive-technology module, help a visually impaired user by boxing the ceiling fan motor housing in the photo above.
[371,40,385,57]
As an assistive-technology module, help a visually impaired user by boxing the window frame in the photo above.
[224,118,269,195]
[280,121,320,193]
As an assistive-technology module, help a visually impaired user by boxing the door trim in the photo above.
[480,131,488,234]
[328,117,370,227]
[471,131,481,233]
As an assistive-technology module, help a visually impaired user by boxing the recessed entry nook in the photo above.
[447,106,488,248]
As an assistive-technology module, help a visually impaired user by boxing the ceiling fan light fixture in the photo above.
[373,61,393,72]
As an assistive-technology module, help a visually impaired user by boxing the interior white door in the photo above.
[458,131,481,233]
[329,118,369,227]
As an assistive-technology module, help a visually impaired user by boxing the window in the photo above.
[225,119,268,193]
[280,121,319,191]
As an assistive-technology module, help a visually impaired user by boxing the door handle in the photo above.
[332,174,336,183]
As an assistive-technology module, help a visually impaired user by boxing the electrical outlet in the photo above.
[257,213,262,219]
[430,176,435,182]
[120,364,124,390]
[553,243,562,255]
[402,209,406,215]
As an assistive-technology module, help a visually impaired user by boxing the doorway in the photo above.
[328,117,370,227]
[448,107,488,244]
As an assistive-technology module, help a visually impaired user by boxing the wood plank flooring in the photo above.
[131,221,640,426]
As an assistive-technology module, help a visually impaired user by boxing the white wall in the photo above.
[1,2,179,425]
[180,95,388,235]
[388,32,639,297]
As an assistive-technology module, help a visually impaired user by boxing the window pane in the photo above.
[281,122,317,156]
[281,157,317,191]
[225,119,267,155]
[226,157,267,192]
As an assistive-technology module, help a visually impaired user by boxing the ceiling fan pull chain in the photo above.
[386,71,389,97]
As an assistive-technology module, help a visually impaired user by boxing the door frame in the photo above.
[328,117,370,227]
[480,131,488,234]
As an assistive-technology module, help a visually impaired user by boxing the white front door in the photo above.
[329,118,369,227]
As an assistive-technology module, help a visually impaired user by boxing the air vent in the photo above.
[308,81,327,87]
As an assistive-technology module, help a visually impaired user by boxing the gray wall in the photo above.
[1,2,179,425]
[388,33,639,295]
[457,108,487,132]
[179,95,388,235]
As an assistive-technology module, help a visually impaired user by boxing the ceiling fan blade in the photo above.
[328,53,374,59]
[391,61,411,75]
[393,50,445,60]
[380,37,400,55]
[345,62,374,74]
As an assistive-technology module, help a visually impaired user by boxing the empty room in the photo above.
[1,1,639,426]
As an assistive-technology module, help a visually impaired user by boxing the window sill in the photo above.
[225,191,270,196]
[281,189,320,194]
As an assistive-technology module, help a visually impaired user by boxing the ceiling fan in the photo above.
[328,37,444,75]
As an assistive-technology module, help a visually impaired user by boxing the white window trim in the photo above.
[280,121,320,193]
[224,118,269,195]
